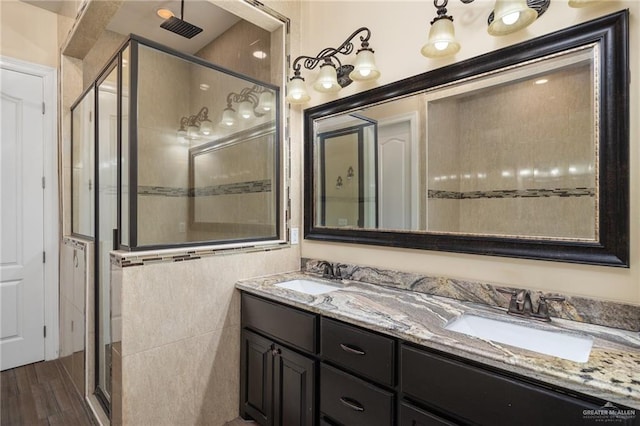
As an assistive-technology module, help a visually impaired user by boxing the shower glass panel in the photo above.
[133,41,279,248]
[96,63,118,404]
[71,88,95,237]
[120,46,130,247]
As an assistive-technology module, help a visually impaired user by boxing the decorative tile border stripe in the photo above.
[429,187,595,199]
[137,179,272,198]
[138,186,190,197]
[301,258,640,332]
[192,179,271,197]
[111,241,289,268]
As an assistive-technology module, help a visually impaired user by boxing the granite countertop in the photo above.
[236,272,640,410]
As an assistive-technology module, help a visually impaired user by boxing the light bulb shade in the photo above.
[187,125,200,140]
[238,101,254,119]
[421,17,460,58]
[220,108,236,127]
[568,0,600,7]
[488,0,538,36]
[349,49,380,81]
[258,91,273,112]
[286,77,310,104]
[199,119,213,136]
[313,63,341,93]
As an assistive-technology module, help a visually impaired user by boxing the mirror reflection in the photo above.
[313,45,597,241]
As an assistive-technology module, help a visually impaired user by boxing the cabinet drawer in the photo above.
[401,344,603,426]
[242,293,318,354]
[321,317,395,386]
[399,402,457,426]
[320,364,394,426]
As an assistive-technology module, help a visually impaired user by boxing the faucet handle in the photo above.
[496,287,519,312]
[536,294,565,320]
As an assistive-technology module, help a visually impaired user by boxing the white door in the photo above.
[1,66,46,371]
[378,119,415,230]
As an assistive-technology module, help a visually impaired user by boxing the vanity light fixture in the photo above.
[346,166,354,180]
[220,85,273,127]
[286,27,380,104]
[177,106,212,142]
[421,0,550,58]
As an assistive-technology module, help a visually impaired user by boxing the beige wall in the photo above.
[298,1,640,304]
[0,0,59,67]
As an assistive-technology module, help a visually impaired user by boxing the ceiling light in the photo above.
[156,8,174,20]
[535,78,549,85]
[199,83,210,91]
[253,50,267,59]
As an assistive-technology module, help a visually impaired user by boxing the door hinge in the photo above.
[42,176,46,189]
[44,326,47,338]
[43,251,46,263]
[42,102,45,115]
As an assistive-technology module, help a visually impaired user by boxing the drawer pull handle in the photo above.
[340,343,366,355]
[339,396,365,412]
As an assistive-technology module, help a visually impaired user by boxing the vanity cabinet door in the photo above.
[320,364,394,426]
[321,317,395,386]
[273,345,316,426]
[240,330,273,425]
[401,344,604,426]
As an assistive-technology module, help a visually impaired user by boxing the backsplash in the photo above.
[302,258,640,332]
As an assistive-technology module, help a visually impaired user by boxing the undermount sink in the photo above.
[445,314,593,363]
[274,279,342,295]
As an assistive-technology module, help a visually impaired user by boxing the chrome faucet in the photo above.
[497,288,565,322]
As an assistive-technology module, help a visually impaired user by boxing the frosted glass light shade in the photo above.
[199,119,212,136]
[286,77,310,104]
[187,125,199,140]
[220,108,236,127]
[421,18,460,58]
[568,0,600,7]
[488,0,538,36]
[349,49,380,81]
[313,63,341,93]
[258,91,273,112]
[239,101,254,119]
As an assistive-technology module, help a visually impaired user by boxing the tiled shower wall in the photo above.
[428,64,595,239]
[110,247,299,425]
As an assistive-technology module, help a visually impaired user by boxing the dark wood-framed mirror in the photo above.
[304,10,629,267]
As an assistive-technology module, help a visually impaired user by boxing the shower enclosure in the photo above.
[70,34,281,413]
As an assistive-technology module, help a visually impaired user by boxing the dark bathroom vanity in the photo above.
[239,289,638,426]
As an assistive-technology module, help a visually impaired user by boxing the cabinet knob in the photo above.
[339,343,366,356]
[339,396,365,412]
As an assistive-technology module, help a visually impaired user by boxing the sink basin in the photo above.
[445,314,593,363]
[274,279,342,295]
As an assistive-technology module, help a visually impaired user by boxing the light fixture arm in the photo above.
[291,27,372,75]
[225,85,267,117]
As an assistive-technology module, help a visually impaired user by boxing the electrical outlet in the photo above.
[178,222,186,233]
[291,227,299,244]
[338,218,348,226]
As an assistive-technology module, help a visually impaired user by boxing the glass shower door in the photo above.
[96,63,118,406]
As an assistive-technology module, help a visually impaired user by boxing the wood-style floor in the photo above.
[1,359,96,426]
